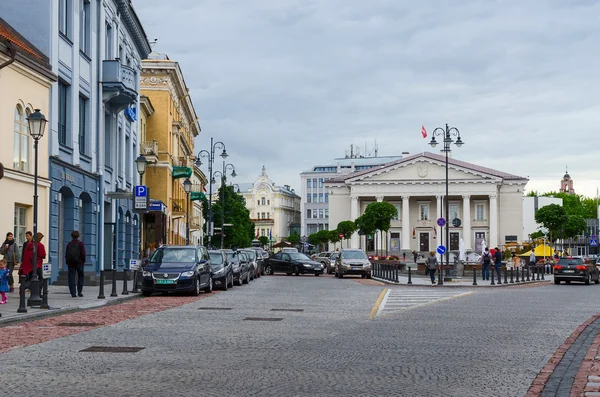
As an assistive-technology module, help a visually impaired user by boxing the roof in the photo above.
[327,152,527,183]
[302,155,403,173]
[0,17,46,61]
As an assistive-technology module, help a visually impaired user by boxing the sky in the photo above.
[134,0,600,198]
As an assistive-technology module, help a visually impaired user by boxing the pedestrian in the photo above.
[529,250,536,267]
[65,230,86,298]
[0,232,20,292]
[402,252,406,262]
[20,232,45,281]
[412,250,418,263]
[0,259,10,303]
[513,252,521,270]
[493,247,502,281]
[480,247,491,280]
[426,251,438,285]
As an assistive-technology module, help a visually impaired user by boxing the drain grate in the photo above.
[80,346,145,353]
[198,307,233,311]
[57,322,102,327]
[243,317,283,322]
[270,309,304,312]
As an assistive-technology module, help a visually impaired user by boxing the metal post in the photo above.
[28,138,42,306]
[17,275,27,313]
[395,265,398,283]
[185,191,190,245]
[536,266,540,280]
[98,270,105,299]
[541,265,545,280]
[526,266,530,281]
[40,278,49,309]
[516,267,520,282]
[438,262,442,285]
[408,266,413,284]
[491,265,495,285]
[121,269,129,295]
[510,268,514,283]
[131,270,139,293]
[110,268,118,297]
[503,266,508,284]
[445,129,451,280]
[472,265,477,286]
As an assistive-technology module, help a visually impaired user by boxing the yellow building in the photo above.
[0,19,56,252]
[140,52,201,248]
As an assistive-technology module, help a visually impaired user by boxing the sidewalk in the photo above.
[0,272,139,324]
[374,272,554,287]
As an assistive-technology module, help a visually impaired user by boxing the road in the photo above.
[2,274,600,396]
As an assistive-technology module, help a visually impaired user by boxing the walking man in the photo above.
[65,230,86,298]
[480,247,491,280]
[426,251,438,285]
[493,246,502,282]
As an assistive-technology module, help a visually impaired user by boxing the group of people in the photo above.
[0,230,87,302]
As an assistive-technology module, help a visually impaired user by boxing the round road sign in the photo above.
[436,245,447,255]
[437,218,446,227]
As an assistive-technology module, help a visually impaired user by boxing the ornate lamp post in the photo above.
[183,178,192,245]
[230,183,241,194]
[212,162,236,249]
[429,124,464,285]
[26,109,47,306]
[195,138,227,248]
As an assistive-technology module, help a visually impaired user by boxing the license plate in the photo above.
[352,267,360,270]
[563,270,575,273]
[156,279,175,284]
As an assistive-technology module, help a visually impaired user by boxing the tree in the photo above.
[535,204,568,241]
[362,202,398,255]
[308,230,330,251]
[337,220,357,247]
[328,230,340,248]
[563,215,586,240]
[529,230,545,240]
[258,235,269,247]
[288,232,300,245]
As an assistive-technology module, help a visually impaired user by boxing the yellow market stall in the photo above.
[520,245,554,258]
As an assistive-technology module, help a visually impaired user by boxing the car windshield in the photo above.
[150,248,196,264]
[209,252,224,265]
[243,250,256,260]
[330,253,339,260]
[558,258,584,266]
[289,253,311,261]
[341,250,368,259]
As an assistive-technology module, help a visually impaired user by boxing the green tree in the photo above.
[535,204,568,241]
[355,213,376,236]
[563,215,587,240]
[337,220,357,247]
[328,230,340,248]
[308,230,330,251]
[258,235,269,247]
[529,230,545,240]
[364,202,398,232]
[288,232,300,245]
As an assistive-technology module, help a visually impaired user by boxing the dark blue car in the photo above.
[142,246,213,296]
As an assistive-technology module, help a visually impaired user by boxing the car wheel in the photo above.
[286,272,292,276]
[228,273,234,288]
[367,274,372,279]
[247,272,251,283]
[204,276,213,293]
[235,275,242,286]
[361,274,366,279]
[294,266,300,276]
[586,274,591,285]
[243,272,249,284]
[265,265,273,275]
[566,280,571,284]
[142,290,152,297]
[191,276,201,296]
[554,279,560,285]
[315,273,320,277]
[339,273,344,278]
[595,277,599,285]
[222,278,228,291]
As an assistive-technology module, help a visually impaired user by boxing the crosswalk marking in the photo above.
[374,289,473,317]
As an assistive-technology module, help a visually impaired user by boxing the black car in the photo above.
[238,251,252,284]
[251,248,267,275]
[240,249,260,279]
[209,250,234,290]
[554,257,600,285]
[264,252,323,276]
[142,246,213,296]
[221,249,249,286]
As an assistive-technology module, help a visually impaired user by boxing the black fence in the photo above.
[372,262,400,283]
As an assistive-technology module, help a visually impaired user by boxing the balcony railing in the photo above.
[140,140,158,156]
[190,216,202,228]
[102,60,138,110]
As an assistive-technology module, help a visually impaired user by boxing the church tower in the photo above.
[559,167,575,194]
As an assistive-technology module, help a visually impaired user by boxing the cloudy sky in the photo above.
[135,0,600,198]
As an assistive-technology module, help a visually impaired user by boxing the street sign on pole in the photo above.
[339,233,344,239]
[134,185,148,209]
[436,245,447,255]
[590,239,598,247]
[437,217,446,227]
[452,218,461,227]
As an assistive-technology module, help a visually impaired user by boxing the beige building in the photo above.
[325,152,528,254]
[0,19,56,251]
[239,166,301,241]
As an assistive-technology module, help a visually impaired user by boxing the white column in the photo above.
[401,196,410,250]
[376,196,384,252]
[489,194,498,248]
[350,195,359,248]
[462,195,471,250]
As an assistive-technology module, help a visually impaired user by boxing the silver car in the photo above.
[334,249,372,278]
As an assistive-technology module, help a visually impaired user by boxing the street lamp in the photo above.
[429,123,464,285]
[195,138,227,248]
[136,155,147,182]
[212,163,236,249]
[230,183,241,194]
[183,178,192,245]
[26,109,47,306]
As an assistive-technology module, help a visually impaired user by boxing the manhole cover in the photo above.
[57,322,102,327]
[270,309,304,312]
[243,317,283,322]
[80,346,145,353]
[198,307,233,311]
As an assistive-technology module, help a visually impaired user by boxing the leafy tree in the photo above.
[355,213,376,236]
[288,232,300,245]
[308,230,330,251]
[328,230,341,248]
[535,204,568,241]
[529,230,545,240]
[563,215,586,240]
[337,220,357,246]
[258,235,269,247]
[364,202,398,232]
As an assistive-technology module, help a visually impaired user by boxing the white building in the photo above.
[238,166,301,241]
[522,196,562,241]
[300,154,403,236]
[325,152,529,254]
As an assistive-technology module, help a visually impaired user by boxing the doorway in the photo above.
[419,232,429,252]
[475,232,486,253]
[450,232,459,251]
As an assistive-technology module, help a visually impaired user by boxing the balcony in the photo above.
[190,216,202,230]
[170,198,186,218]
[102,60,138,111]
[140,140,158,163]
[252,218,274,225]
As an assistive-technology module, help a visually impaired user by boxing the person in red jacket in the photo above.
[20,232,46,279]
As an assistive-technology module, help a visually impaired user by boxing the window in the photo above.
[419,204,430,221]
[306,209,312,219]
[14,206,27,251]
[78,96,87,154]
[257,200,260,206]
[312,193,317,203]
[318,178,323,188]
[306,179,311,188]
[392,204,400,221]
[312,178,317,188]
[79,201,86,242]
[13,106,29,172]
[79,0,90,54]
[104,113,111,166]
[105,23,113,59]
[267,212,270,219]
[319,209,324,218]
[476,204,485,221]
[318,193,323,203]
[267,200,270,205]
[261,197,266,205]
[449,204,459,221]
[58,82,69,145]
[261,212,265,219]
[450,232,459,250]
[325,209,329,219]
[59,0,70,38]
[117,127,123,173]
[325,193,329,203]
[306,194,311,203]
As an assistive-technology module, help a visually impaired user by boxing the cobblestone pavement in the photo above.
[1,273,600,396]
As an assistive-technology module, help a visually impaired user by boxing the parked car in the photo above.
[334,249,371,279]
[554,257,600,285]
[327,252,339,274]
[221,249,249,286]
[281,247,298,253]
[142,245,212,296]
[208,250,234,290]
[264,252,323,276]
[251,247,266,275]
[238,251,252,284]
[240,249,260,279]
[312,252,333,272]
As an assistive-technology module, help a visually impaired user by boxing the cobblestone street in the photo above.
[1,274,600,396]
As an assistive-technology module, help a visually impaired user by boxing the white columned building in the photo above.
[325,152,528,255]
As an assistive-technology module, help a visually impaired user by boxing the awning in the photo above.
[520,244,554,257]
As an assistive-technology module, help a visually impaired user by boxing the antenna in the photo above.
[149,38,158,49]
[374,139,378,157]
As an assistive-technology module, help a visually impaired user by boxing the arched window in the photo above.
[13,105,29,171]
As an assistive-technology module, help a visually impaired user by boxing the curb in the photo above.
[372,276,552,288]
[0,294,141,327]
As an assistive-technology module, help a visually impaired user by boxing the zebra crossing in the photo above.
[373,288,473,318]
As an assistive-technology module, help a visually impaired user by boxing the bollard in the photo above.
[121,269,129,295]
[510,268,514,283]
[438,265,443,286]
[132,270,139,293]
[472,266,477,286]
[526,267,530,282]
[491,266,495,285]
[17,275,27,313]
[395,265,399,283]
[408,267,413,284]
[40,278,49,309]
[536,266,540,281]
[541,266,545,280]
[516,267,520,282]
[503,268,508,284]
[110,269,118,297]
[98,270,105,299]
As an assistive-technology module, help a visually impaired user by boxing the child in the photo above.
[0,259,9,303]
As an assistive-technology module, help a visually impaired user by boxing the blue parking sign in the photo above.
[135,185,147,197]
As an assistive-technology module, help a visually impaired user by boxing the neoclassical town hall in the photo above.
[326,152,528,254]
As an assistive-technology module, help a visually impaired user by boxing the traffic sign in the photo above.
[339,233,344,239]
[437,217,446,227]
[436,245,447,255]
[452,218,461,227]
[134,185,148,210]
[591,239,598,247]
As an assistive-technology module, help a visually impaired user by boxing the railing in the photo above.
[140,140,158,157]
[372,262,400,283]
[102,60,137,92]
[190,216,202,228]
